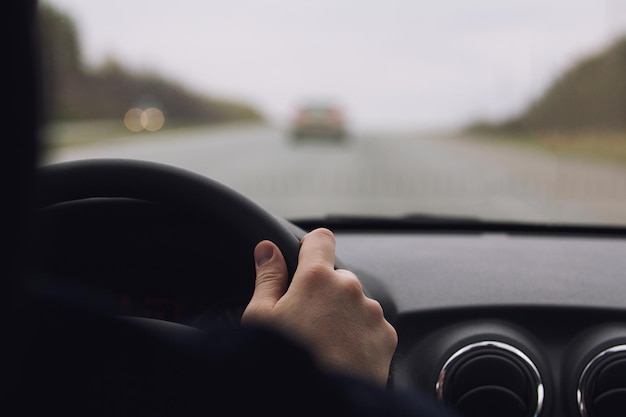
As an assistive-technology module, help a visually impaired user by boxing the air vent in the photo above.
[436,341,544,417]
[578,345,626,417]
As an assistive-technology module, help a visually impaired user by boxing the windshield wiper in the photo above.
[292,214,626,237]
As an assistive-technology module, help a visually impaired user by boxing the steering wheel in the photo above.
[27,157,394,364]
[18,160,331,412]
[34,158,303,281]
[31,158,373,331]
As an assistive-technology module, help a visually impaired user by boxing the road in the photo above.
[43,124,626,225]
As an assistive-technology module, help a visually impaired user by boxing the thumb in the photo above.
[247,240,289,310]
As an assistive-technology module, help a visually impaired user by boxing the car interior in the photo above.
[27,157,626,417]
[8,1,626,417]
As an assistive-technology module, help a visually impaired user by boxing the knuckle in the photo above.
[303,261,334,279]
[334,269,364,295]
[364,297,385,318]
[385,322,399,348]
[338,273,364,297]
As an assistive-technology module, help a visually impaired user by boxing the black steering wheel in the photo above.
[18,160,326,412]
[34,158,303,281]
[30,158,371,330]
[31,158,307,330]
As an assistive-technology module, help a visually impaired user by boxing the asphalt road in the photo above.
[44,124,626,225]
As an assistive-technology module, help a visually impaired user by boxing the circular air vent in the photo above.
[436,341,544,417]
[577,345,626,417]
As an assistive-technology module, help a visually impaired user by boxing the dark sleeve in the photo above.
[8,300,457,417]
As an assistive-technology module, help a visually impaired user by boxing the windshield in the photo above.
[38,0,626,225]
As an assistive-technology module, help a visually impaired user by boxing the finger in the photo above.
[248,240,289,308]
[296,228,336,274]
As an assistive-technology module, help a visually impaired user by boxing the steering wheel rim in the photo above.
[34,158,302,280]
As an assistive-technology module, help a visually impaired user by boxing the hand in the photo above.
[241,228,398,387]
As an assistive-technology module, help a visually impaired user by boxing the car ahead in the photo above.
[10,1,626,417]
[290,103,347,142]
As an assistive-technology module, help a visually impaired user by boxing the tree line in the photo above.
[37,4,264,125]
[468,34,626,135]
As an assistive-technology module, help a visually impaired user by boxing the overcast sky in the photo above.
[43,0,626,131]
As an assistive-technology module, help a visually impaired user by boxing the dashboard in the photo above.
[333,232,626,417]
[28,160,626,417]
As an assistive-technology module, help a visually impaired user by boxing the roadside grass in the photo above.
[42,120,133,150]
[41,119,267,151]
[466,131,626,166]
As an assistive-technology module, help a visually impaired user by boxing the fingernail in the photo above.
[254,242,274,268]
